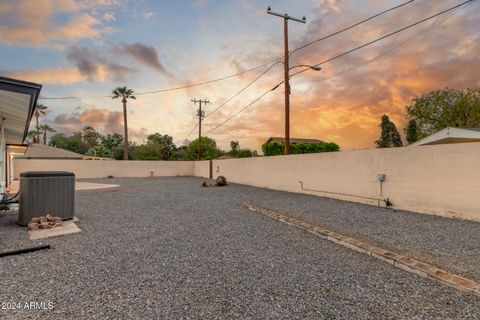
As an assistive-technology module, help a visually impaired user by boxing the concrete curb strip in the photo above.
[243,203,480,297]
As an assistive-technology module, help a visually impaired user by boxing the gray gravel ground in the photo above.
[0,177,479,319]
[230,182,480,281]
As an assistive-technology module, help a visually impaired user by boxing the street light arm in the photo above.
[284,63,322,71]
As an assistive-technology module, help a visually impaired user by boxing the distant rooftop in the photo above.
[22,144,86,159]
[266,137,325,144]
[18,144,109,160]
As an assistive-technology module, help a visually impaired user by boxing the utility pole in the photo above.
[191,98,209,160]
[267,6,305,155]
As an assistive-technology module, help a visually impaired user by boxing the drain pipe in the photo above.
[298,181,391,207]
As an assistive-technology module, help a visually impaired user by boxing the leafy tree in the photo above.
[134,133,177,160]
[405,88,480,139]
[235,149,253,158]
[112,141,136,160]
[262,141,284,156]
[405,119,418,144]
[34,104,48,143]
[82,126,101,149]
[112,87,136,160]
[86,146,114,158]
[375,115,403,148]
[26,129,40,144]
[230,141,239,153]
[172,145,187,160]
[262,140,339,156]
[100,133,123,150]
[50,132,88,154]
[39,124,56,145]
[185,137,222,160]
[229,140,253,158]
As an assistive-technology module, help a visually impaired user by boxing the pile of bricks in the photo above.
[28,214,62,231]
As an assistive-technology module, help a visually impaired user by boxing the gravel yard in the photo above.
[1,177,479,319]
[235,183,480,282]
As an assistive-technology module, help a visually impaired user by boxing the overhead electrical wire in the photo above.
[204,60,281,118]
[203,81,283,135]
[38,58,280,100]
[38,0,475,139]
[294,2,471,85]
[202,0,475,135]
[182,60,282,141]
[289,0,415,55]
[290,0,475,78]
[135,58,281,96]
[38,1,417,101]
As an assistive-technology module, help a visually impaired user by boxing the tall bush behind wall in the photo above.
[262,141,339,156]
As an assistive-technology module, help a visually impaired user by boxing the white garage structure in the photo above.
[410,127,480,146]
[0,76,42,197]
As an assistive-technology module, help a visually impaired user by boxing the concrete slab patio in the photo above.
[1,177,479,319]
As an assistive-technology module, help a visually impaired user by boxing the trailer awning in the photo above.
[0,76,42,145]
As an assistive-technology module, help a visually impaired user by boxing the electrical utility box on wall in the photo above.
[18,171,75,225]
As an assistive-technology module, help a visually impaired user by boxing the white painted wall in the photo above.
[13,159,194,179]
[194,160,211,178]
[13,142,480,221]
[211,143,480,222]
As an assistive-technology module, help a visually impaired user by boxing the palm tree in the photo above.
[112,87,136,160]
[34,104,48,143]
[39,124,56,145]
[26,129,40,144]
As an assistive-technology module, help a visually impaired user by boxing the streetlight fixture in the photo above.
[289,64,322,71]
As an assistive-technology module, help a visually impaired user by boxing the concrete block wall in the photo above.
[13,159,194,179]
[193,160,211,178]
[13,142,480,221]
[210,143,480,222]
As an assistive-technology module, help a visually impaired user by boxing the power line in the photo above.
[201,0,475,137]
[135,59,280,96]
[204,81,283,135]
[182,60,281,142]
[36,0,417,101]
[294,2,470,85]
[38,58,280,100]
[182,123,198,143]
[37,1,417,101]
[290,0,475,78]
[205,60,281,118]
[290,0,415,55]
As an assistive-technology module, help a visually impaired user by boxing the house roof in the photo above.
[215,155,235,160]
[0,76,42,145]
[21,144,87,159]
[410,127,480,146]
[266,137,325,144]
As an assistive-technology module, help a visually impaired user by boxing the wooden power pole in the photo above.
[267,6,305,155]
[191,98,209,160]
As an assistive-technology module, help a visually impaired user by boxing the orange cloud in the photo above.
[0,0,114,46]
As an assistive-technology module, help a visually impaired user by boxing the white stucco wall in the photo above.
[13,142,480,221]
[13,159,194,179]
[211,143,480,222]
[194,160,211,178]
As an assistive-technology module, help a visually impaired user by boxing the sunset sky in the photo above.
[1,0,479,151]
